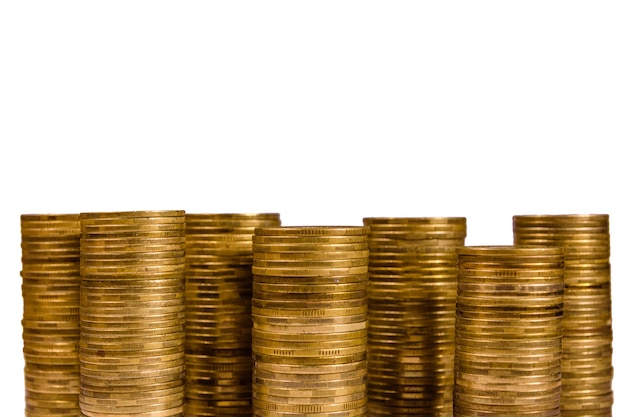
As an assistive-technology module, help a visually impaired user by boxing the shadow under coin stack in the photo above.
[78,210,187,417]
[454,246,564,417]
[513,214,613,416]
[183,213,281,417]
[363,217,466,417]
[21,214,82,417]
[251,226,370,417]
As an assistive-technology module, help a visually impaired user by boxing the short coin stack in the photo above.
[78,210,186,417]
[184,213,281,417]
[363,217,466,417]
[21,214,82,417]
[251,226,370,417]
[454,246,564,417]
[513,214,613,416]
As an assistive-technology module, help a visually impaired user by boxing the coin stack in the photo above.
[78,210,186,417]
[21,214,82,417]
[251,226,370,417]
[184,213,281,417]
[454,246,564,417]
[513,214,613,416]
[363,217,466,417]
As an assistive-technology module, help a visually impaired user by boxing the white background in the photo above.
[1,1,624,414]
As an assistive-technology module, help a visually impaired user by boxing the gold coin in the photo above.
[253,273,366,285]
[253,235,368,245]
[80,216,185,226]
[252,319,366,333]
[252,305,366,318]
[81,236,185,246]
[252,394,367,412]
[252,314,367,327]
[252,343,366,358]
[252,297,366,310]
[253,249,369,261]
[252,265,368,278]
[253,242,369,253]
[80,210,184,219]
[252,281,367,294]
[255,226,369,237]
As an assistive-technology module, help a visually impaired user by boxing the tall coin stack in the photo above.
[454,246,564,417]
[251,226,370,417]
[513,214,613,415]
[78,210,187,417]
[363,217,466,417]
[21,214,82,417]
[184,213,281,417]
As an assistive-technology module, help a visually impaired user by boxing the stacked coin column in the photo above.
[251,226,370,417]
[454,246,564,417]
[20,214,82,417]
[513,214,613,415]
[183,213,281,417]
[363,217,466,417]
[78,210,186,417]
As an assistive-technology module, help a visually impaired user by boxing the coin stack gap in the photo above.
[251,226,370,417]
[21,214,82,417]
[513,214,613,416]
[78,210,187,417]
[184,213,281,417]
[363,217,466,417]
[454,245,564,417]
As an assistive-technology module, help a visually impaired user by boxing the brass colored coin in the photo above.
[253,242,369,253]
[252,320,366,334]
[457,245,563,257]
[80,236,185,247]
[253,289,366,301]
[81,230,185,239]
[364,216,466,225]
[253,249,369,260]
[252,258,369,270]
[252,390,366,407]
[80,210,184,219]
[81,222,185,233]
[252,281,367,294]
[252,265,369,277]
[252,314,367,327]
[253,273,367,285]
[251,298,366,311]
[80,216,185,226]
[252,305,367,318]
[252,337,365,351]
[253,396,367,413]
[252,327,367,343]
[253,235,367,245]
[81,248,185,259]
[255,226,369,236]
[186,212,280,220]
[252,344,366,358]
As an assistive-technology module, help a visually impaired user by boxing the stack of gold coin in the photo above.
[78,210,186,417]
[21,214,81,417]
[455,246,564,417]
[251,226,370,417]
[363,217,466,417]
[513,214,613,416]
[184,213,281,417]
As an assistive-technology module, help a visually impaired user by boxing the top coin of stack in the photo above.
[455,245,565,417]
[21,214,82,417]
[79,210,187,417]
[363,217,466,417]
[251,226,370,417]
[513,214,613,416]
[184,213,281,417]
